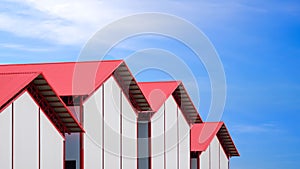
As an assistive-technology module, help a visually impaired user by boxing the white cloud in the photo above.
[0,0,293,46]
[232,123,281,134]
[0,0,242,45]
[0,42,53,52]
[0,0,130,45]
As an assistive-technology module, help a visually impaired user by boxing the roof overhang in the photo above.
[138,81,202,124]
[173,83,202,123]
[113,62,151,112]
[191,122,239,157]
[0,72,84,134]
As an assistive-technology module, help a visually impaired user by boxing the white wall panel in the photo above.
[211,136,220,169]
[40,110,64,169]
[178,108,190,169]
[220,141,229,169]
[14,92,39,169]
[165,97,178,169]
[122,93,137,169]
[104,77,121,169]
[151,106,164,169]
[83,86,103,169]
[200,147,209,169]
[0,104,12,169]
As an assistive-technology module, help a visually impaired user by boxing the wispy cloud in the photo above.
[0,0,128,45]
[0,43,53,52]
[0,0,281,46]
[232,123,281,134]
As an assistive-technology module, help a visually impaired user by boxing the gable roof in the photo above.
[0,60,151,111]
[191,122,239,157]
[0,72,84,134]
[0,72,39,109]
[0,60,122,96]
[138,81,202,123]
[138,81,181,111]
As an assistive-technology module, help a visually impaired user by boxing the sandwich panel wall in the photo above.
[104,77,121,169]
[151,106,165,169]
[220,140,229,169]
[165,97,178,169]
[178,108,190,169]
[83,86,103,169]
[14,92,39,169]
[40,110,64,169]
[211,136,220,169]
[122,93,137,169]
[0,104,12,169]
[200,147,209,169]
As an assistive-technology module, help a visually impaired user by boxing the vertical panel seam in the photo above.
[102,85,105,169]
[177,107,179,169]
[209,146,211,169]
[120,90,122,169]
[148,118,151,169]
[219,144,221,169]
[38,108,41,169]
[163,103,166,169]
[12,102,14,169]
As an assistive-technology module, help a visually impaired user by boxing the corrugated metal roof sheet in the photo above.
[191,122,239,157]
[0,60,123,96]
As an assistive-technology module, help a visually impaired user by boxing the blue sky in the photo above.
[1,0,300,168]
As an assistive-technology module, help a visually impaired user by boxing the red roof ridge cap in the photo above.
[0,71,41,75]
[0,59,124,66]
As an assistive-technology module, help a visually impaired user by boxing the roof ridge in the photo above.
[0,59,123,66]
[0,72,40,75]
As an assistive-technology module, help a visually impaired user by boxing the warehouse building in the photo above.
[0,60,239,169]
[0,72,83,169]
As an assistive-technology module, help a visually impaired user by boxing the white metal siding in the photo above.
[104,77,121,169]
[14,92,39,169]
[83,86,103,169]
[220,140,229,169]
[122,93,137,169]
[151,106,165,169]
[178,108,190,169]
[165,97,178,169]
[200,147,209,169]
[0,104,12,169]
[200,136,228,169]
[211,136,219,169]
[40,110,64,169]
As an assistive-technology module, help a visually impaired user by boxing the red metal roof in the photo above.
[0,60,151,112]
[138,81,202,123]
[138,81,181,112]
[0,72,40,109]
[191,122,239,157]
[0,72,84,133]
[0,60,123,96]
